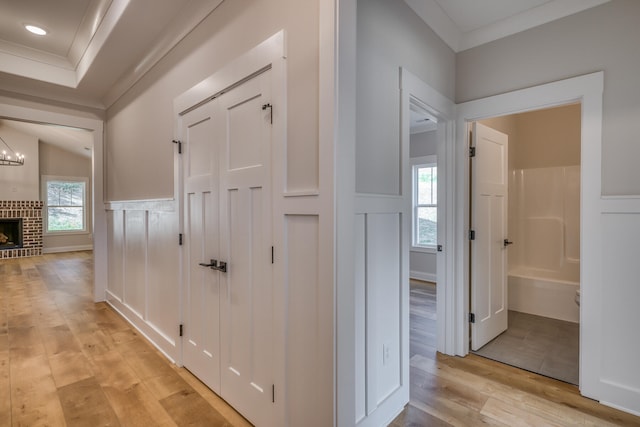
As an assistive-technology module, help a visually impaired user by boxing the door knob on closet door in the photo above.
[214,261,227,273]
[199,259,218,268]
[503,239,514,247]
[198,259,227,273]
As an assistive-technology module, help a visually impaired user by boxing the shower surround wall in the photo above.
[508,166,580,322]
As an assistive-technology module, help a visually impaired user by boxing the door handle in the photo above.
[503,239,514,247]
[214,261,227,273]
[199,259,217,267]
[198,259,227,273]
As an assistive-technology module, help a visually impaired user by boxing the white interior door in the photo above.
[182,70,274,426]
[217,70,273,426]
[470,122,509,351]
[182,104,221,391]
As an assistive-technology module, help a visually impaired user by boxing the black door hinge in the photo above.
[469,146,476,157]
[179,324,184,337]
[179,233,183,245]
[262,103,273,124]
[437,245,443,252]
[469,230,475,241]
[271,246,274,264]
[469,313,475,323]
[172,139,182,154]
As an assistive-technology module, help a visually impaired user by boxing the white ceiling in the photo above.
[0,0,224,158]
[0,0,610,112]
[404,0,610,52]
[0,119,93,158]
[0,0,224,109]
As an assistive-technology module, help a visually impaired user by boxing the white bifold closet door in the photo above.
[182,69,274,426]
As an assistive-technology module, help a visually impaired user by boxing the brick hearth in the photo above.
[0,201,43,259]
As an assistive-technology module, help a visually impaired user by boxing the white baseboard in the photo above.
[43,245,93,254]
[105,289,179,364]
[410,270,436,283]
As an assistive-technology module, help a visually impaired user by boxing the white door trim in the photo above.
[400,69,456,356]
[0,100,107,302]
[455,72,604,401]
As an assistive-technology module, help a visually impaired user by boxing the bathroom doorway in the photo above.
[470,103,581,385]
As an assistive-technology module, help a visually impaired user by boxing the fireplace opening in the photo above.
[0,218,23,250]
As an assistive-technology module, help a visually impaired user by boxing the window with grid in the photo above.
[43,176,88,233]
[412,157,437,248]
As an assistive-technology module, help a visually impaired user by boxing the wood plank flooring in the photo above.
[0,252,251,427]
[391,280,640,427]
[3,254,640,426]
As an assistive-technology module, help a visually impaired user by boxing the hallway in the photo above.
[2,253,639,426]
[0,252,249,426]
[391,280,640,426]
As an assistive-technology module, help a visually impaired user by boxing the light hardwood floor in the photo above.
[2,254,639,426]
[0,251,251,426]
[391,280,640,426]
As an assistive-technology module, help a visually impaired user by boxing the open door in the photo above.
[470,122,509,351]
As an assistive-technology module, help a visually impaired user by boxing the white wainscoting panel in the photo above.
[354,204,408,426]
[147,210,180,347]
[106,200,180,362]
[599,205,640,414]
[107,210,124,299]
[123,210,147,318]
[284,214,328,427]
[354,213,367,423]
[367,213,401,405]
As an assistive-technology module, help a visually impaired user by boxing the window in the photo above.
[412,156,437,249]
[42,176,88,233]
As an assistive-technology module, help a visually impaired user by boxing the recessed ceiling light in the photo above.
[25,25,47,36]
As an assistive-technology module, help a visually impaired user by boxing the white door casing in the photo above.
[180,70,274,427]
[470,122,509,351]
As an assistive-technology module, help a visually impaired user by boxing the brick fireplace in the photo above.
[0,201,43,259]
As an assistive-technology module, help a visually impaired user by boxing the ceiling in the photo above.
[0,0,224,110]
[0,119,93,158]
[404,0,610,52]
[0,0,224,160]
[0,0,609,134]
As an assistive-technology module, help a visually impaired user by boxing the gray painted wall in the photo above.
[457,0,640,195]
[356,0,455,195]
[39,142,93,251]
[410,130,438,158]
[106,0,320,201]
[0,125,39,200]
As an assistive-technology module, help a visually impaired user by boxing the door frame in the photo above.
[454,72,604,400]
[0,101,107,301]
[173,30,287,425]
[400,69,456,355]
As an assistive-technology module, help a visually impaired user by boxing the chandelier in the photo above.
[0,135,25,166]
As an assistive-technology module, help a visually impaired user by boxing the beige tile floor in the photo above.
[473,310,579,385]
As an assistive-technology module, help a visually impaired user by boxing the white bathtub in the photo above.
[508,267,580,323]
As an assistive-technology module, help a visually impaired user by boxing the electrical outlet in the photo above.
[383,344,391,365]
